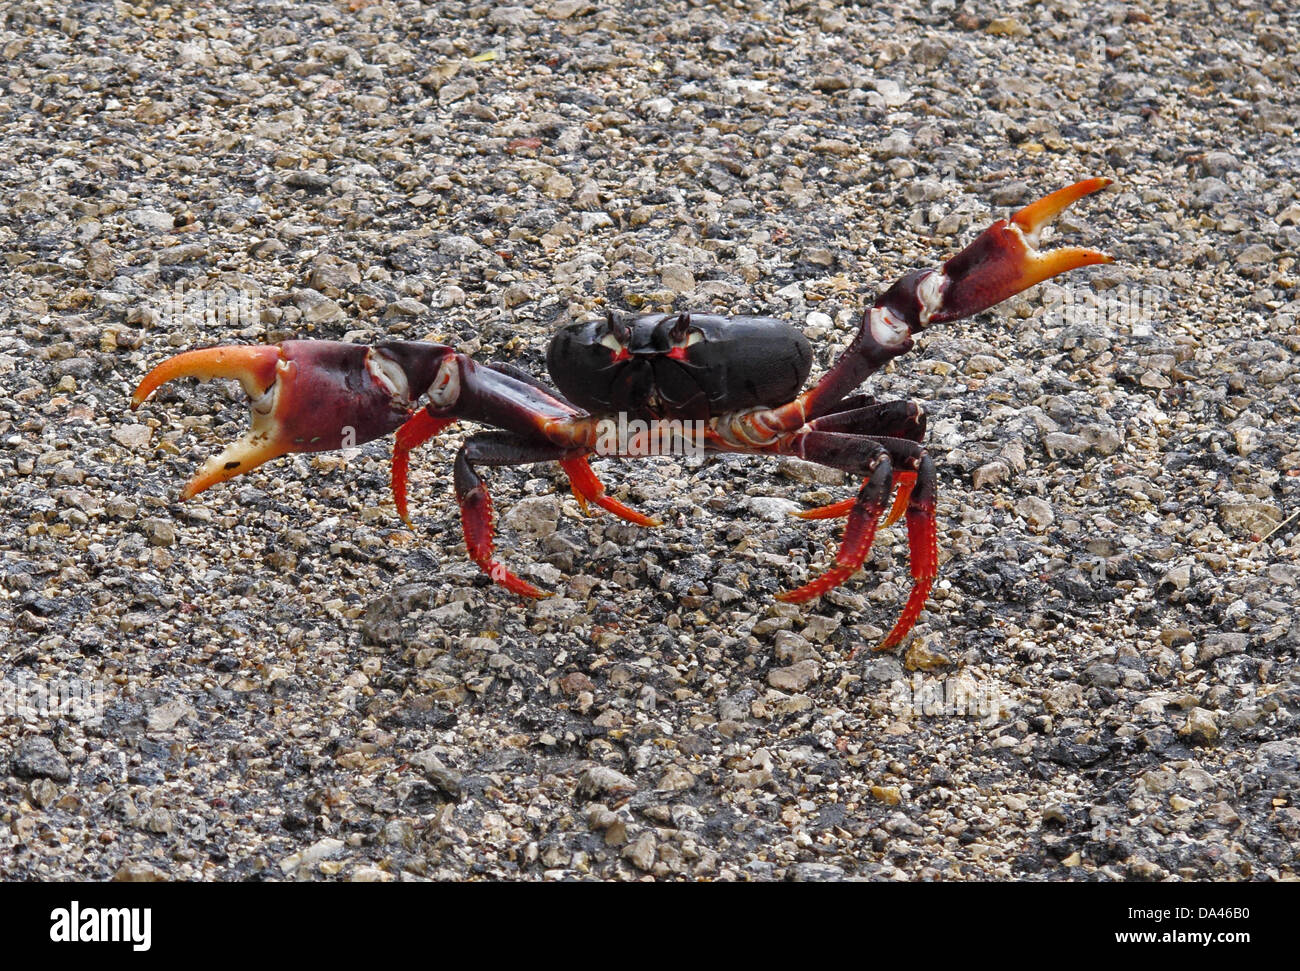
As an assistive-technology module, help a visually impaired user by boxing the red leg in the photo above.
[794,401,925,523]
[452,433,561,599]
[780,430,937,650]
[777,440,892,604]
[797,469,916,524]
[882,470,916,527]
[877,455,938,651]
[392,410,456,525]
[794,496,857,521]
[559,456,659,528]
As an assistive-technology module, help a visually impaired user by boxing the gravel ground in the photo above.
[1,0,1298,882]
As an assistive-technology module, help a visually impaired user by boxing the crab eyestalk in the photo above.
[131,340,451,499]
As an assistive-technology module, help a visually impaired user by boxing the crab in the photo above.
[131,178,1111,650]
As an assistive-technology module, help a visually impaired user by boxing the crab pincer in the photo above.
[923,176,1113,326]
[130,340,448,499]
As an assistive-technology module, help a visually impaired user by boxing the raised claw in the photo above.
[131,340,448,500]
[926,177,1113,327]
[131,345,282,407]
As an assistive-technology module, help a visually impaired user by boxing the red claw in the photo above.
[131,340,445,500]
[131,345,289,499]
[131,345,282,408]
[931,177,1113,326]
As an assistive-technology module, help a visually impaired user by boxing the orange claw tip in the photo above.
[131,345,282,409]
[1010,177,1113,242]
[177,429,293,500]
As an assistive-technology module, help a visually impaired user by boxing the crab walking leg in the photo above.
[796,470,915,525]
[392,410,458,525]
[793,497,857,521]
[792,400,927,522]
[778,432,937,648]
[877,454,938,651]
[559,455,659,527]
[394,418,657,534]
[452,431,609,598]
[131,340,450,499]
[882,470,917,528]
[777,442,893,604]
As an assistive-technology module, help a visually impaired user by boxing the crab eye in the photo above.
[664,328,703,361]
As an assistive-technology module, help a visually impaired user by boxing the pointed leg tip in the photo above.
[793,498,855,521]
[792,507,839,521]
[485,562,550,599]
[561,457,659,528]
[875,626,912,652]
[875,625,913,652]
[604,499,659,528]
